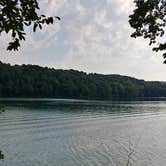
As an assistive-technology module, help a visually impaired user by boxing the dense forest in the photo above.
[0,61,166,99]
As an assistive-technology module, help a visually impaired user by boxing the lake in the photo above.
[0,99,166,166]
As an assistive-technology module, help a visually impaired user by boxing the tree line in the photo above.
[0,61,166,100]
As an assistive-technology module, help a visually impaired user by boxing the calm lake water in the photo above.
[0,99,166,166]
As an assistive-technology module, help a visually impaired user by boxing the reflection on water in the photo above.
[0,99,166,166]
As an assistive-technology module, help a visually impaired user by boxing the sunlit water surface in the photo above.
[0,99,166,166]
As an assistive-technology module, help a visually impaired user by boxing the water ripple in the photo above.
[0,99,166,166]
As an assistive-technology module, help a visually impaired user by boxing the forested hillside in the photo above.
[0,61,166,99]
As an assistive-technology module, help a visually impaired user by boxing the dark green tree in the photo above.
[129,0,166,63]
[0,0,60,51]
[1,61,166,99]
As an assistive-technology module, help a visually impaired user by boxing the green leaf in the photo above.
[33,23,38,32]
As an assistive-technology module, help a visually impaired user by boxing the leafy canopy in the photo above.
[129,0,166,63]
[0,0,60,51]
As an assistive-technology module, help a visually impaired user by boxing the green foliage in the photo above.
[0,61,166,99]
[0,0,60,51]
[0,150,4,160]
[129,0,166,63]
[0,106,5,113]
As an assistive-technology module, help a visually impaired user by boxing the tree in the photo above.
[129,0,166,63]
[0,0,60,51]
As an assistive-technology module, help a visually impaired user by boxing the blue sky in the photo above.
[1,0,166,81]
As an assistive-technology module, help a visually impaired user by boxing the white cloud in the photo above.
[106,0,133,15]
[94,10,112,29]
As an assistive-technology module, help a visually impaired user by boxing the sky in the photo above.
[0,0,166,81]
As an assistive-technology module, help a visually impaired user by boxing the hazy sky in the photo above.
[1,0,166,81]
